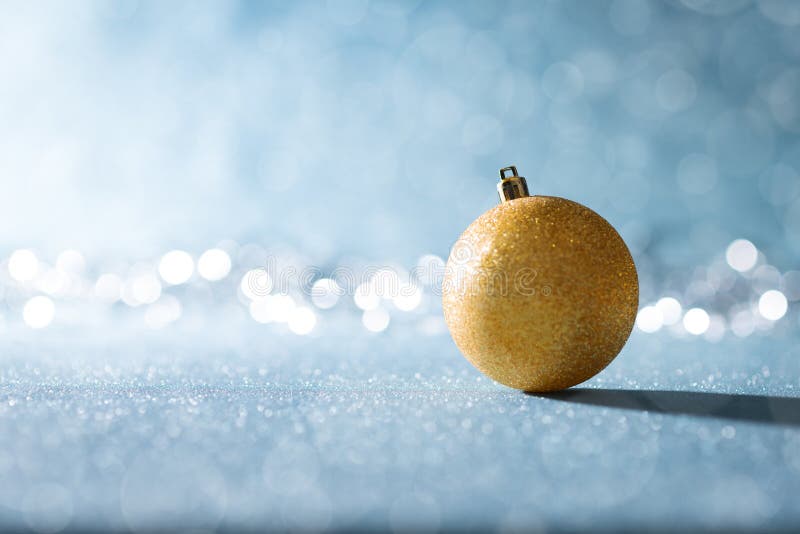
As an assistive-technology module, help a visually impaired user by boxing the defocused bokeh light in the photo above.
[197,248,232,281]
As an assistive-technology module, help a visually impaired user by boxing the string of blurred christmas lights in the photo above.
[0,238,797,339]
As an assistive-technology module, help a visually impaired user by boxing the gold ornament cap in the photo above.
[497,166,530,202]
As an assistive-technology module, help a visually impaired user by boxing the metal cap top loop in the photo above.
[496,165,530,203]
[499,166,519,180]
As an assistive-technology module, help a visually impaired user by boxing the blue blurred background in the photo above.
[1,0,797,262]
[1,0,798,339]
[1,0,800,338]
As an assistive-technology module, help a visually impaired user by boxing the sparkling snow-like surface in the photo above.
[1,324,799,532]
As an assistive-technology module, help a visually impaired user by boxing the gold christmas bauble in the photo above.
[442,166,638,392]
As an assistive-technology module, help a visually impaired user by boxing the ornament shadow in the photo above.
[530,388,800,427]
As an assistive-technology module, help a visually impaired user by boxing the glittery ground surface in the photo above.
[1,323,799,533]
